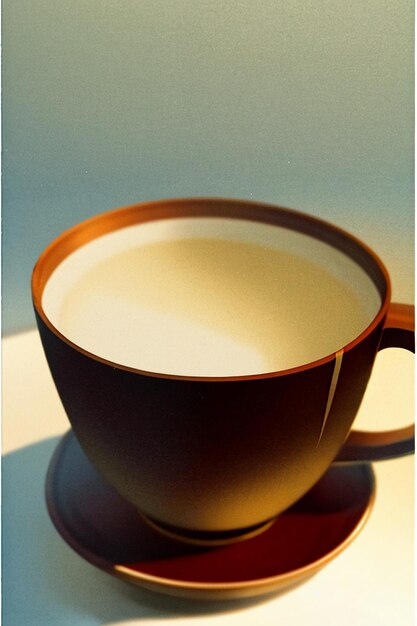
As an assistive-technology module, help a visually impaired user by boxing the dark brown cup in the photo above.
[32,198,414,543]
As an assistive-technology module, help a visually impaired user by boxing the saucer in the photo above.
[46,431,375,600]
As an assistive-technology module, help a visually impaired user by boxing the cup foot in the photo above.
[46,430,376,600]
[138,511,275,546]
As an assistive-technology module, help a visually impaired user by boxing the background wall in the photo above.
[3,0,414,334]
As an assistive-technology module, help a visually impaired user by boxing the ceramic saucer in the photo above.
[46,431,375,600]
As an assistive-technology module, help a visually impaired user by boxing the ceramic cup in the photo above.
[32,198,414,544]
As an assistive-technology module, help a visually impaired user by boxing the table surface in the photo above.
[2,329,414,626]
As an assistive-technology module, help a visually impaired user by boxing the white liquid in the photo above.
[43,217,381,376]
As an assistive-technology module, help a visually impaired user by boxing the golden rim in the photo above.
[32,196,391,382]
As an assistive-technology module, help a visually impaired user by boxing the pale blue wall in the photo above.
[3,0,414,334]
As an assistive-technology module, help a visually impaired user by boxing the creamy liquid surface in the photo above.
[43,219,381,376]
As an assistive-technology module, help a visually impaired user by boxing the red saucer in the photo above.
[46,431,375,600]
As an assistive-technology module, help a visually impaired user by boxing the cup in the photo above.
[32,198,414,544]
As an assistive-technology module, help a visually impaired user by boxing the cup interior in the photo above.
[35,201,388,378]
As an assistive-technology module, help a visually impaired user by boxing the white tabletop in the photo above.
[2,329,414,626]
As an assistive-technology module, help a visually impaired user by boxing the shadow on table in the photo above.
[2,436,294,625]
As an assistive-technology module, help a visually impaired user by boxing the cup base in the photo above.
[138,511,275,546]
[45,430,376,600]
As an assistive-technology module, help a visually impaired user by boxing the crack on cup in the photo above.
[317,349,344,446]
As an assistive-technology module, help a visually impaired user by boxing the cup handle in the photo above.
[334,302,415,464]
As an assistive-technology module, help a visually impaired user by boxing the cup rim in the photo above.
[32,197,391,382]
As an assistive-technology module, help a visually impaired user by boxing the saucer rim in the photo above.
[46,431,376,598]
[114,485,375,592]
